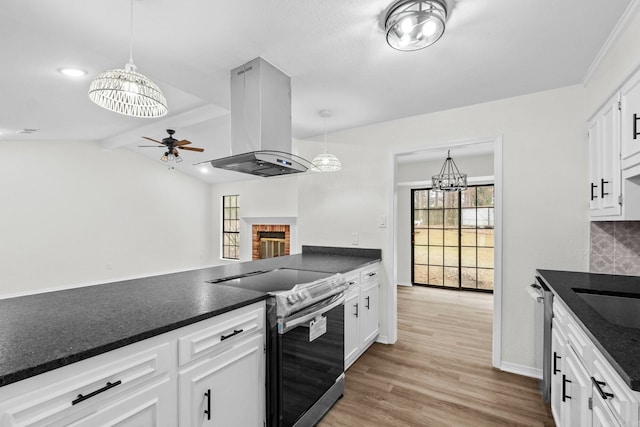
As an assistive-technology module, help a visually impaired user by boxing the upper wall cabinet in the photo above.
[589,95,621,218]
[589,67,640,221]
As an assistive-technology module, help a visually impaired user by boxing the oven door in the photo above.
[277,294,345,426]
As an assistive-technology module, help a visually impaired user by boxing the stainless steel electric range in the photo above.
[209,268,347,427]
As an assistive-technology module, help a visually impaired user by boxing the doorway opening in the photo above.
[411,185,494,292]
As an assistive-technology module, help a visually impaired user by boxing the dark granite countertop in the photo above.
[0,246,381,388]
[537,269,640,391]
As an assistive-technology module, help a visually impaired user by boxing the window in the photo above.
[222,195,240,260]
[412,185,494,291]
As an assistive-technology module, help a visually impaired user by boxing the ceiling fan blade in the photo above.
[138,145,165,148]
[175,139,192,146]
[142,136,164,144]
[178,146,205,152]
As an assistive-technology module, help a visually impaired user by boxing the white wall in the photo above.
[296,84,589,371]
[0,140,212,296]
[396,153,495,286]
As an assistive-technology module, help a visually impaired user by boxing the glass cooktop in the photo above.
[207,268,334,293]
[574,288,640,329]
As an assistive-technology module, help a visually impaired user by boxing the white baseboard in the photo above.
[397,282,412,287]
[375,334,391,344]
[500,361,542,380]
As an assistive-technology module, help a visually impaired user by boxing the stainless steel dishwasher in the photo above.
[530,276,553,402]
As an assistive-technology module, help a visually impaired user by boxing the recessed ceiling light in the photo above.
[199,166,210,174]
[58,68,88,78]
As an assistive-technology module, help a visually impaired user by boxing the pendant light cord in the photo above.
[323,115,328,154]
[128,0,135,67]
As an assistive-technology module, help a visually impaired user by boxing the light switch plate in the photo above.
[378,215,387,228]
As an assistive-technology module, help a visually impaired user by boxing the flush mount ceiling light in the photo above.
[385,0,447,51]
[88,0,167,118]
[58,68,88,78]
[432,150,467,192]
[311,110,342,172]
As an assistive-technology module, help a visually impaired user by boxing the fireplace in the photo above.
[252,225,290,260]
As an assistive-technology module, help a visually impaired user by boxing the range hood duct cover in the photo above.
[210,57,308,177]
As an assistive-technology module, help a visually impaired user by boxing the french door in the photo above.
[411,185,494,292]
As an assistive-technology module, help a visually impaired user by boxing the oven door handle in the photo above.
[280,293,345,334]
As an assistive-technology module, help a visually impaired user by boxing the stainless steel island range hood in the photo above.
[209,57,309,177]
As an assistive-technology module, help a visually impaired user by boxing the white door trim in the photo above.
[389,135,503,369]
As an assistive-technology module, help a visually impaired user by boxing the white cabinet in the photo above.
[589,95,621,218]
[551,298,640,427]
[344,263,380,370]
[589,66,640,220]
[178,334,264,427]
[0,301,266,427]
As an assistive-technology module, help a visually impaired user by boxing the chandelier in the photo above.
[432,150,467,192]
[385,0,447,51]
[88,0,167,118]
[311,110,342,172]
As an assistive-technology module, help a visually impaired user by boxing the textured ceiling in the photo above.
[0,0,632,182]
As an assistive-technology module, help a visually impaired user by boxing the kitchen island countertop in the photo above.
[0,246,381,388]
[537,269,640,391]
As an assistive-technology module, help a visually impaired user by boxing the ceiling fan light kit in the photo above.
[88,0,167,118]
[139,129,204,164]
[385,0,447,51]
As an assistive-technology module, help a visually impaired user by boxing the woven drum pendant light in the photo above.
[88,0,167,118]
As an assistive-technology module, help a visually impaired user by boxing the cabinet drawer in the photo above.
[592,348,640,427]
[178,301,265,366]
[360,264,379,285]
[344,271,360,289]
[0,343,171,427]
[565,316,592,369]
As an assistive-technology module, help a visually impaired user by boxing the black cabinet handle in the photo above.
[562,374,572,402]
[591,183,598,201]
[72,380,122,405]
[553,352,561,375]
[220,329,243,341]
[591,377,614,400]
[348,281,357,286]
[204,389,211,420]
[365,296,370,309]
[634,113,640,140]
[601,179,609,198]
[367,272,377,277]
[354,303,359,318]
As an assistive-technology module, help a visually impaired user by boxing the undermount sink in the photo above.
[573,288,640,329]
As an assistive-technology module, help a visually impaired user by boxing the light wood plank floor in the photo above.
[319,286,555,427]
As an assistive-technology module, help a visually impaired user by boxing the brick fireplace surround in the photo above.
[251,224,290,260]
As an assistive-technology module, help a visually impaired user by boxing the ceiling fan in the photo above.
[139,129,204,163]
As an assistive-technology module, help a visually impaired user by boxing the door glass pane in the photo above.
[428,246,443,265]
[477,247,494,269]
[461,268,477,288]
[414,265,428,283]
[429,227,443,245]
[444,267,459,287]
[414,228,428,245]
[461,247,476,267]
[461,187,476,207]
[461,228,476,246]
[429,190,443,208]
[444,247,459,267]
[477,186,494,207]
[478,228,494,248]
[478,268,494,290]
[429,266,444,286]
[414,246,429,264]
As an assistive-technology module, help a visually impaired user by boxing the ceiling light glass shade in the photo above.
[385,0,447,51]
[311,151,342,172]
[89,62,167,118]
[432,150,467,192]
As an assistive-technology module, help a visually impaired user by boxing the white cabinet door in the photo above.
[344,286,360,369]
[563,346,592,427]
[589,95,621,218]
[592,392,622,427]
[551,324,567,425]
[360,281,379,346]
[621,70,640,167]
[69,378,174,427]
[179,333,265,427]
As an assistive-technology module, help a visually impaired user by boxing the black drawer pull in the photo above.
[354,303,359,318]
[562,374,572,402]
[204,389,211,420]
[72,380,122,405]
[591,183,598,201]
[634,113,640,140]
[365,296,370,309]
[220,329,244,341]
[348,281,357,286]
[591,377,614,400]
[367,272,377,277]
[553,352,561,375]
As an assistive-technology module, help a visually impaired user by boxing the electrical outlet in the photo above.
[352,233,359,245]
